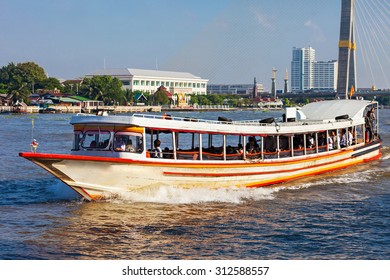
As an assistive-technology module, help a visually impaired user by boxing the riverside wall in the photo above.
[0,105,161,114]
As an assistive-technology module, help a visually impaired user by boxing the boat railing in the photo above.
[133,113,281,127]
[132,113,353,128]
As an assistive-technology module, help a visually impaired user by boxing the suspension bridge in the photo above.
[338,0,390,98]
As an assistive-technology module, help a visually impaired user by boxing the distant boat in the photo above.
[20,99,382,201]
[38,107,60,114]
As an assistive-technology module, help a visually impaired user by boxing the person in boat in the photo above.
[264,136,276,153]
[153,139,163,158]
[365,107,376,142]
[340,129,347,148]
[30,139,39,153]
[330,130,339,149]
[246,136,259,153]
[237,143,244,154]
[318,132,326,147]
[327,133,334,150]
[90,140,97,148]
[114,137,126,151]
[125,139,135,152]
[347,128,354,146]
[306,134,314,149]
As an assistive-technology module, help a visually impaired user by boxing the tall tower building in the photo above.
[314,60,338,91]
[271,68,277,98]
[284,68,289,94]
[291,47,315,91]
[337,0,357,98]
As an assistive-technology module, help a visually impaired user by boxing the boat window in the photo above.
[317,132,327,153]
[263,135,277,159]
[114,132,143,153]
[328,130,339,150]
[355,125,364,144]
[278,136,292,157]
[145,129,174,159]
[293,134,305,155]
[226,134,244,160]
[202,134,223,160]
[305,133,316,154]
[176,132,200,160]
[338,128,354,148]
[72,130,83,151]
[81,130,111,150]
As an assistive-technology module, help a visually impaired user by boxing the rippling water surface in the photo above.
[0,110,389,260]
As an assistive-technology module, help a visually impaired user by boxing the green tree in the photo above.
[0,62,47,102]
[150,90,169,105]
[80,76,123,104]
[122,89,134,105]
[35,77,63,91]
[206,94,221,105]
[17,62,47,85]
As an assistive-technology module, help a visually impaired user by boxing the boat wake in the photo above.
[111,185,281,204]
[381,146,390,160]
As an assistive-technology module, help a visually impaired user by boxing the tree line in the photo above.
[4,61,384,107]
[0,61,251,107]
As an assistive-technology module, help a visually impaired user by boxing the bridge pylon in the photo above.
[337,0,357,99]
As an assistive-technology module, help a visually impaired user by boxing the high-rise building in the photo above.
[291,47,337,92]
[314,60,338,91]
[291,47,315,91]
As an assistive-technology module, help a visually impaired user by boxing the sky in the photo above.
[1,0,389,90]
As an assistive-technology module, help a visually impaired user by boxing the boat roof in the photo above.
[301,99,375,121]
[70,100,377,135]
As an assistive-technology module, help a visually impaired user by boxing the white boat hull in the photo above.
[20,140,382,201]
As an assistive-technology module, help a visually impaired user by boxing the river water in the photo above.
[0,109,389,260]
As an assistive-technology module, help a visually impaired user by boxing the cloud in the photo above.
[304,20,326,42]
[252,7,273,29]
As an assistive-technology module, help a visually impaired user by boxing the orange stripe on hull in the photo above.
[163,157,349,177]
[246,153,380,188]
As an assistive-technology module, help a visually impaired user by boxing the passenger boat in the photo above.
[20,99,382,201]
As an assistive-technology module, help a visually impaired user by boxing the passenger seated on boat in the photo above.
[237,144,244,154]
[193,147,200,160]
[114,137,126,151]
[293,135,304,150]
[279,136,289,151]
[264,136,276,153]
[125,140,135,152]
[90,141,97,148]
[318,132,326,147]
[226,145,235,154]
[163,147,172,159]
[152,139,163,158]
[246,136,259,153]
[306,134,314,149]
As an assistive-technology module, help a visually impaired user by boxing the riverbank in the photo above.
[0,105,161,114]
[0,105,284,114]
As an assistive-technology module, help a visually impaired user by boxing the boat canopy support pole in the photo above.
[172,132,177,160]
[199,134,203,160]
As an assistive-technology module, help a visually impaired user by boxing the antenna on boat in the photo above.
[31,117,34,141]
[30,117,38,153]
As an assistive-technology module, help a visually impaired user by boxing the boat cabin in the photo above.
[70,100,379,162]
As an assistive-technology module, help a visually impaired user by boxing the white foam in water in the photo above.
[113,185,280,204]
[380,146,390,160]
